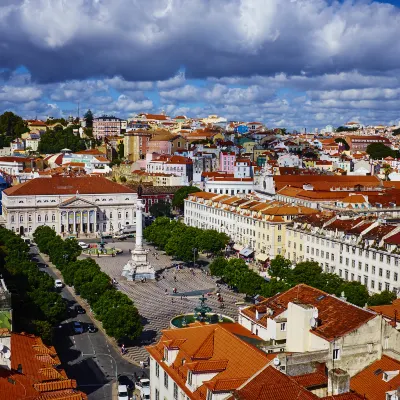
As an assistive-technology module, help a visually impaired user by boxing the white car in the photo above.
[78,242,89,249]
[118,385,129,400]
[136,379,150,400]
[54,279,63,289]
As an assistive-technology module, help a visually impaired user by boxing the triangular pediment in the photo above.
[59,196,97,208]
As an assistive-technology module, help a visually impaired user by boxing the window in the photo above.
[372,266,376,274]
[52,214,55,222]
[386,270,390,279]
[281,322,286,331]
[155,389,159,400]
[386,282,390,291]
[118,213,121,219]
[28,215,32,222]
[45,214,48,222]
[395,272,398,282]
[333,349,341,360]
[358,262,362,270]
[277,235,282,243]
[352,260,355,268]
[379,268,383,277]
[38,215,41,222]
[340,256,343,263]
[379,282,382,291]
[110,212,113,219]
[164,371,169,388]
[206,390,212,400]
[174,383,178,400]
[371,280,375,289]
[188,371,192,386]
[11,215,14,223]
[155,362,159,378]
[365,264,369,272]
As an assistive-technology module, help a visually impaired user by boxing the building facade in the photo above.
[2,175,137,237]
[93,116,122,139]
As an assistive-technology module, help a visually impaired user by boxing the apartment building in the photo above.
[286,214,400,294]
[93,116,122,139]
[184,192,316,261]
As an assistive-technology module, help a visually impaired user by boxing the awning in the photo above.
[233,244,244,252]
[256,253,269,262]
[240,247,254,257]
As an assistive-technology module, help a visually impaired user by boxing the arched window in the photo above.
[45,214,48,222]
[38,215,41,222]
[19,215,23,222]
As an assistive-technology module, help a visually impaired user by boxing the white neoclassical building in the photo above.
[1,175,137,237]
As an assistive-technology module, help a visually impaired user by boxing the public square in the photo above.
[82,239,246,363]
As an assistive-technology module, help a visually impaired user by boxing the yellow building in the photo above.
[184,192,317,261]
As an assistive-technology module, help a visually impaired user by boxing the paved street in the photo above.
[83,239,246,363]
[30,245,144,400]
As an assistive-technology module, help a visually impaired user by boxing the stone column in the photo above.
[135,199,145,251]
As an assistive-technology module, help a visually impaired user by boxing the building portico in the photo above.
[2,175,138,237]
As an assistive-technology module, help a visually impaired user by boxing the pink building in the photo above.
[93,116,121,139]
[219,152,236,173]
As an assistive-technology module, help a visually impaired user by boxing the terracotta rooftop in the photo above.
[350,355,400,400]
[241,284,376,342]
[146,324,269,400]
[369,298,400,321]
[232,365,318,400]
[0,333,87,400]
[3,175,136,196]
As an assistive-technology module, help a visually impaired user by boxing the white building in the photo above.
[0,156,27,175]
[2,175,137,237]
[287,214,400,294]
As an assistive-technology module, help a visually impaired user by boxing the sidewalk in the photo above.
[39,251,141,367]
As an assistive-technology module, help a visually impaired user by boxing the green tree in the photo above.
[366,143,395,159]
[149,200,172,218]
[92,289,133,321]
[0,111,29,139]
[269,255,292,280]
[289,261,323,287]
[38,127,86,153]
[102,304,142,340]
[197,230,229,255]
[339,281,370,307]
[382,164,393,181]
[209,257,228,277]
[368,290,397,306]
[392,127,400,136]
[84,109,94,128]
[260,278,292,298]
[79,272,111,304]
[336,126,358,132]
[165,226,199,262]
[172,186,201,211]
[117,142,124,159]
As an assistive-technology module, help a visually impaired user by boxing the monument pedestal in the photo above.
[122,248,155,281]
[121,198,155,281]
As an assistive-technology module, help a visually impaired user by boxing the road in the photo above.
[30,245,145,400]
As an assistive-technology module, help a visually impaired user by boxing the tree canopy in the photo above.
[144,217,229,262]
[38,126,86,153]
[84,110,94,128]
[172,186,201,211]
[0,111,29,146]
[34,226,142,342]
[149,200,172,218]
[366,143,395,159]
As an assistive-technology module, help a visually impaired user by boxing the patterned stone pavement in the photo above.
[86,241,246,363]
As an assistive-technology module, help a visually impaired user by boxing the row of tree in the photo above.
[33,226,142,341]
[210,255,396,307]
[144,217,229,262]
[0,228,67,342]
[38,125,87,154]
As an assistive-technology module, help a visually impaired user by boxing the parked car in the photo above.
[54,279,63,289]
[74,305,85,314]
[87,323,97,333]
[73,321,83,334]
[117,375,134,391]
[78,241,89,249]
[136,379,150,400]
[118,385,129,400]
[37,262,47,268]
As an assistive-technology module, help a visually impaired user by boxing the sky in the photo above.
[1,0,400,130]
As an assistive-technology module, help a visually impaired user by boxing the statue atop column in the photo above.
[121,198,155,281]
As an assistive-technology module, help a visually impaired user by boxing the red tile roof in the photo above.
[233,365,318,400]
[0,333,87,400]
[4,175,136,196]
[350,355,400,400]
[241,284,376,342]
[368,298,400,320]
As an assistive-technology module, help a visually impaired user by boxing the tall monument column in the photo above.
[135,200,144,251]
[121,196,155,281]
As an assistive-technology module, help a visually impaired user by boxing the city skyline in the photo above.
[1,0,400,128]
